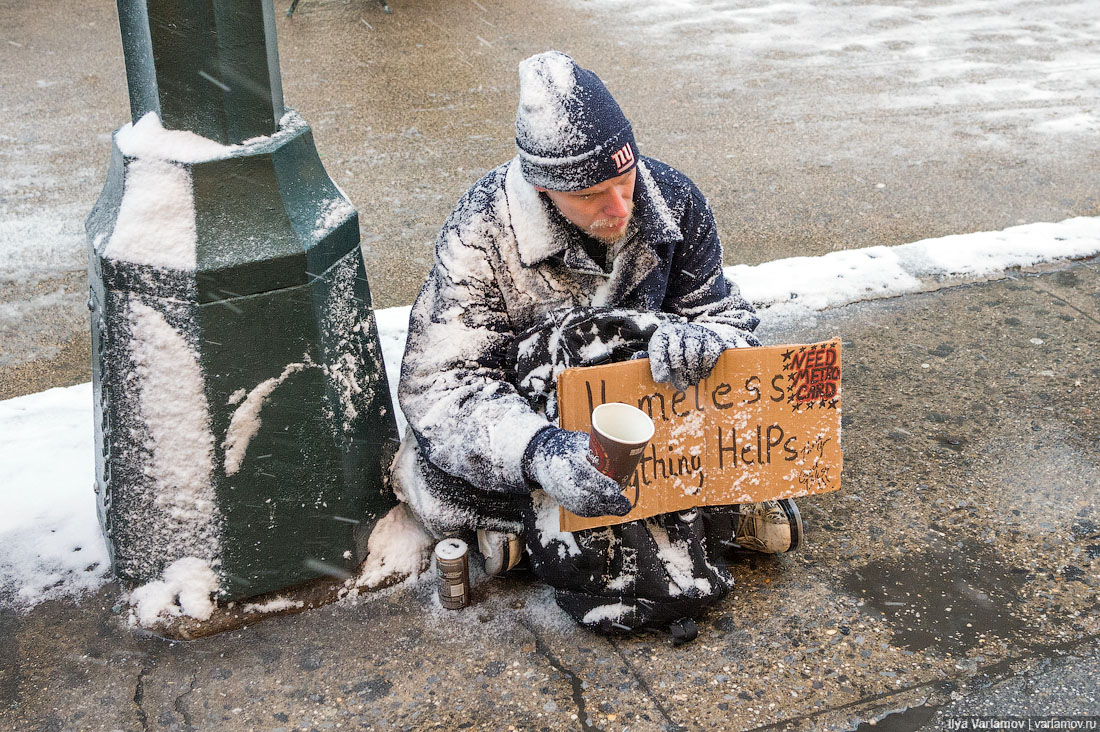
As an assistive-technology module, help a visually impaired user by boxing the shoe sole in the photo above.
[477,530,524,576]
[779,499,803,552]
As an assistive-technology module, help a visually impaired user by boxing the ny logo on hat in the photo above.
[611,143,635,173]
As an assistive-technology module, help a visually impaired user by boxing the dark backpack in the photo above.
[511,307,734,639]
[523,500,733,638]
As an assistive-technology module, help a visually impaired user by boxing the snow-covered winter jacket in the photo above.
[398,155,760,498]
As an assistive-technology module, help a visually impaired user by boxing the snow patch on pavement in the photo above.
[0,202,87,288]
[354,503,433,589]
[731,216,1100,324]
[242,597,306,614]
[567,0,1100,131]
[892,218,1100,277]
[0,384,108,606]
[128,556,219,626]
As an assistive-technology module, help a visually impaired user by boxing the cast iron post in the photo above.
[87,0,398,602]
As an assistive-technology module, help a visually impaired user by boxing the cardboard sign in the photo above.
[556,339,843,531]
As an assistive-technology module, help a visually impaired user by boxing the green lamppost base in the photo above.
[87,111,398,601]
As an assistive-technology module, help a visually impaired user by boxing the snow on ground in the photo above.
[732,217,1100,323]
[2,217,1098,610]
[0,198,91,367]
[128,556,219,626]
[0,383,110,607]
[571,0,1100,132]
[354,503,434,590]
[0,122,105,367]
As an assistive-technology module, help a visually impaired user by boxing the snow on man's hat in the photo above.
[515,51,638,192]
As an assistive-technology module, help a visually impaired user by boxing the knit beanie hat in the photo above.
[515,51,638,192]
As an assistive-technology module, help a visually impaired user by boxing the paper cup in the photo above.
[588,402,655,487]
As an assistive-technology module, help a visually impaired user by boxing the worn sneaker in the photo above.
[732,499,803,553]
[476,529,524,576]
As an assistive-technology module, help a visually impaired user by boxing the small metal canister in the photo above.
[435,538,470,610]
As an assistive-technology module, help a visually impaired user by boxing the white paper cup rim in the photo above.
[591,402,655,445]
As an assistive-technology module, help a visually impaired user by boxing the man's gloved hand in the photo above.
[647,322,726,391]
[523,428,632,518]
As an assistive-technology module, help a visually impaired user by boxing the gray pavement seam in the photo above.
[744,678,954,732]
[173,671,197,732]
[606,637,685,732]
[1029,286,1100,327]
[0,612,20,716]
[740,629,1100,732]
[133,663,150,732]
[517,617,599,732]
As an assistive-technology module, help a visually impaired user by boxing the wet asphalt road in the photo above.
[3,0,1100,396]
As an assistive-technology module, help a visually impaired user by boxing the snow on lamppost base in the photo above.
[86,110,399,607]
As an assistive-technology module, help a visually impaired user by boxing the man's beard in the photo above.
[586,201,634,244]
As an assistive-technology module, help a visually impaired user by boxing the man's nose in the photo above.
[603,190,630,218]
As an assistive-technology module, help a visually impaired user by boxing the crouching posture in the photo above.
[392,51,802,634]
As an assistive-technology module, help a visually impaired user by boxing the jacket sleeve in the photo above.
[661,190,761,347]
[397,205,551,494]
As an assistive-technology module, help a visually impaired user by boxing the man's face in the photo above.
[537,168,637,244]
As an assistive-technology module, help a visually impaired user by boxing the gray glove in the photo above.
[522,428,632,518]
[647,321,726,391]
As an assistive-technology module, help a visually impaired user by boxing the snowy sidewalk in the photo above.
[3,246,1098,731]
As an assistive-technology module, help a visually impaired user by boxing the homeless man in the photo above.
[392,51,804,633]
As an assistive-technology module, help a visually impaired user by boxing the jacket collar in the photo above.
[504,156,680,270]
